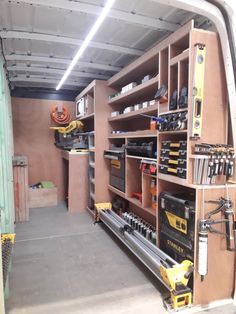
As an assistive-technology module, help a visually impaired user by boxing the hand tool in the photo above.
[178,86,188,108]
[169,89,178,110]
[190,44,206,139]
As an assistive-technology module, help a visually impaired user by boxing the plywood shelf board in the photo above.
[170,48,189,66]
[158,129,188,135]
[76,80,96,100]
[126,155,157,162]
[159,107,188,115]
[108,104,158,122]
[126,196,156,217]
[79,113,95,121]
[109,130,157,139]
[108,76,159,106]
[108,185,126,198]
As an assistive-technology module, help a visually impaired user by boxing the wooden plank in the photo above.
[68,153,89,213]
[12,98,75,202]
[108,103,158,122]
[169,48,189,66]
[108,129,157,139]
[13,156,29,222]
[75,80,96,101]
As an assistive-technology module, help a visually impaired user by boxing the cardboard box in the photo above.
[29,187,58,208]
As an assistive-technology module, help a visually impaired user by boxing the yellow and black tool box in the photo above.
[160,149,187,159]
[160,227,194,263]
[159,165,187,178]
[159,192,195,242]
[160,157,187,169]
[161,140,187,150]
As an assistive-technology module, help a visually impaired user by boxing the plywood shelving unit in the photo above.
[76,80,114,216]
[104,19,236,307]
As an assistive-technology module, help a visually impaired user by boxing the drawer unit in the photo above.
[159,140,187,179]
[104,145,125,192]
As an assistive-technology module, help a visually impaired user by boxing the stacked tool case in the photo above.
[159,192,195,263]
[159,140,187,178]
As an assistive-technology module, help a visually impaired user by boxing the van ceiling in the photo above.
[0,0,212,94]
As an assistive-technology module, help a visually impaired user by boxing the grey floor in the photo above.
[6,204,236,314]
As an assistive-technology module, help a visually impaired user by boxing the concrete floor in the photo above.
[6,204,236,314]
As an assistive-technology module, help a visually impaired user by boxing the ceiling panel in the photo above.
[0,0,209,93]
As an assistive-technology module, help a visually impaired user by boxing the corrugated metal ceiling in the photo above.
[0,0,212,93]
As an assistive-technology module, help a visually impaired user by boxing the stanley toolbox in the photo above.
[160,228,194,263]
[159,192,195,262]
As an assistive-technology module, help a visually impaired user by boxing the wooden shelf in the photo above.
[108,184,156,217]
[79,113,95,121]
[126,196,156,217]
[76,80,95,100]
[108,76,159,106]
[142,172,157,178]
[109,129,157,139]
[108,104,158,122]
[158,173,190,187]
[126,155,157,162]
[159,107,188,115]
[108,184,126,198]
[144,206,156,216]
[159,129,187,135]
[170,48,189,66]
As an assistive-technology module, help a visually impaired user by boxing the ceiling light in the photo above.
[56,0,115,90]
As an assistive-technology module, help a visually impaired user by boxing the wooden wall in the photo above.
[12,97,75,201]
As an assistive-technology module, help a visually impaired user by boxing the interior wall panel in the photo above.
[12,97,75,202]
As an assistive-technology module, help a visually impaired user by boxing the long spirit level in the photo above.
[191,44,206,139]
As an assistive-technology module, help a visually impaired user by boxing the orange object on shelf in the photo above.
[50,104,71,125]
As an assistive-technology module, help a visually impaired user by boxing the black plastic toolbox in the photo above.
[159,192,195,242]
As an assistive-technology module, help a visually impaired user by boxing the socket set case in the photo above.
[159,140,187,179]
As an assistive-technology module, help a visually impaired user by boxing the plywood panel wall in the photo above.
[12,97,75,201]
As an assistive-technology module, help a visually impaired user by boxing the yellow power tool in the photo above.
[50,120,84,134]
